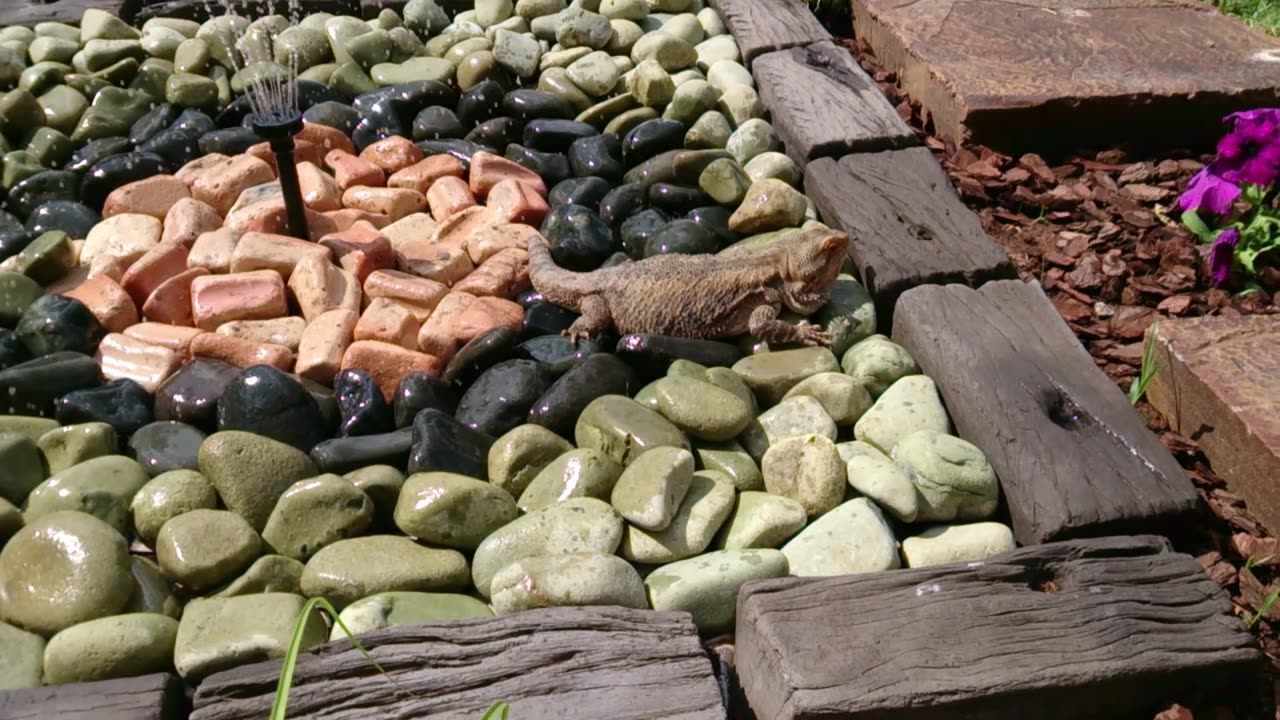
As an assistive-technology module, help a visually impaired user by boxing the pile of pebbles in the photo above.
[0,0,1015,694]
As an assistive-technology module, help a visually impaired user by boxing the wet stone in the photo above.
[0,272,40,328]
[505,144,572,187]
[174,593,327,681]
[784,372,873,427]
[609,445,693,531]
[442,326,521,387]
[23,201,100,241]
[24,454,146,533]
[541,203,616,271]
[645,218,719,256]
[344,465,405,530]
[615,333,741,374]
[336,368,394,438]
[331,591,491,639]
[56,379,153,437]
[782,497,900,576]
[504,88,576,121]
[528,351,637,438]
[456,79,506,127]
[300,535,470,608]
[154,358,240,432]
[210,555,304,598]
[518,447,623,512]
[733,347,841,405]
[575,394,688,465]
[35,422,116,475]
[394,471,518,550]
[568,134,623,182]
[717,490,807,550]
[310,428,414,475]
[621,469,735,563]
[81,152,170,212]
[0,352,102,417]
[599,181,647,226]
[7,171,79,221]
[0,432,43,505]
[623,118,685,165]
[394,372,458,428]
[198,430,319,532]
[217,366,327,454]
[0,229,33,264]
[513,334,604,374]
[520,302,579,340]
[466,116,524,150]
[457,360,557,437]
[695,439,762,491]
[156,509,261,591]
[262,474,374,562]
[129,103,179,146]
[490,552,647,614]
[488,423,575,498]
[644,548,788,634]
[0,330,29,370]
[653,375,752,440]
[548,176,612,209]
[129,469,218,545]
[128,421,205,477]
[413,105,466,140]
[0,621,44,689]
[409,408,496,478]
[620,208,669,258]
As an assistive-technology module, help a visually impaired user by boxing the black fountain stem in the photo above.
[252,112,310,241]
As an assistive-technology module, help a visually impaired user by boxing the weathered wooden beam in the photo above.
[891,280,1199,544]
[705,0,831,67]
[1147,315,1280,532]
[752,41,916,164]
[804,148,1014,324]
[736,535,1262,720]
[192,606,726,720]
[0,673,186,720]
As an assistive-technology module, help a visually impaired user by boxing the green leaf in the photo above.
[1128,320,1160,406]
[1248,585,1280,629]
[480,701,511,720]
[1181,209,1214,242]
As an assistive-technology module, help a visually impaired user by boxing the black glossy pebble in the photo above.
[520,302,579,340]
[441,326,520,386]
[527,353,638,438]
[504,145,572,187]
[24,201,100,240]
[513,334,605,375]
[7,171,80,220]
[568,134,623,183]
[645,218,720,257]
[352,114,411,153]
[456,79,506,127]
[0,329,31,371]
[67,137,131,173]
[129,103,180,146]
[417,139,484,169]
[217,365,327,453]
[408,408,495,478]
[128,421,206,476]
[598,182,648,227]
[81,152,170,211]
[0,351,101,416]
[649,183,714,214]
[465,116,523,150]
[503,89,576,121]
[297,375,340,435]
[547,176,611,209]
[56,378,153,437]
[335,368,394,438]
[621,208,670,258]
[139,112,212,168]
[311,427,413,474]
[541,204,617,271]
[686,205,739,246]
[515,290,545,308]
[305,101,362,136]
[600,251,632,268]
[394,371,458,428]
[153,357,241,432]
[0,212,20,234]
[15,295,104,357]
[217,79,350,127]
[413,105,466,140]
[171,109,217,138]
[0,228,33,262]
[623,149,681,188]
[199,127,259,156]
[615,333,743,375]
[623,119,686,166]
[455,359,555,437]
[673,149,732,185]
[523,119,597,153]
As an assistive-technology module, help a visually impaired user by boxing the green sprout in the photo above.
[1248,586,1280,629]
[1128,320,1160,405]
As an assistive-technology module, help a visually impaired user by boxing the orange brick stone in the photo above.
[452,247,529,297]
[340,340,443,402]
[120,241,190,307]
[426,176,477,222]
[393,237,475,286]
[186,154,276,216]
[188,228,240,274]
[249,139,324,174]
[416,291,475,362]
[191,332,295,370]
[486,178,550,226]
[161,197,223,247]
[288,254,362,322]
[355,297,421,349]
[363,269,448,320]
[388,155,466,195]
[359,136,424,174]
[469,151,547,199]
[296,308,359,384]
[190,270,289,330]
[230,232,332,280]
[454,296,524,347]
[141,267,209,326]
[325,150,385,190]
[465,223,538,265]
[297,122,356,156]
[95,332,182,393]
[320,223,395,284]
[324,208,392,232]
[216,316,306,352]
[103,175,192,221]
[341,186,426,222]
[298,161,342,212]
[123,323,204,359]
[61,274,138,333]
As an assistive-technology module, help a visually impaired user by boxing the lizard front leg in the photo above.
[748,295,830,347]
[565,294,614,344]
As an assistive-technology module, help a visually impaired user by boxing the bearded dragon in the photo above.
[527,227,850,346]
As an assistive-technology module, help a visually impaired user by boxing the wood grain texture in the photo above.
[804,148,1014,324]
[0,673,186,720]
[853,0,1280,150]
[752,42,916,163]
[191,606,726,720]
[891,280,1199,544]
[705,0,831,66]
[1147,315,1280,533]
[736,535,1262,720]
[0,0,141,27]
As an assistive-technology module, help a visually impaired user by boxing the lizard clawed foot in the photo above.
[562,327,591,347]
[794,322,831,347]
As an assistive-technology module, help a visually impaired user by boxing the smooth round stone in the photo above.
[644,548,787,633]
[556,8,613,50]
[394,372,458,428]
[371,57,454,86]
[841,334,920,397]
[698,157,750,205]
[0,329,32,372]
[456,50,507,91]
[259,474,373,562]
[455,359,555,438]
[471,496,623,597]
[814,275,876,356]
[80,151,170,211]
[491,552,646,615]
[394,471,517,550]
[335,369,393,438]
[301,102,358,137]
[620,470,735,564]
[174,593,326,681]
[783,372,872,427]
[718,84,762,128]
[198,431,319,532]
[9,170,81,222]
[626,58,675,108]
[902,522,1016,568]
[697,6,726,34]
[301,535,469,608]
[540,203,616,271]
[0,352,102,418]
[513,334,604,374]
[761,434,845,517]
[717,491,807,550]
[0,621,44,689]
[0,511,133,635]
[412,105,465,140]
[520,301,579,339]
[728,178,807,234]
[517,0,566,18]
[129,469,218,545]
[0,497,23,545]
[631,32,696,72]
[598,182,646,228]
[853,375,951,454]
[120,555,179,618]
[575,394,689,466]
[505,144,572,187]
[743,150,799,185]
[740,395,837,461]
[24,201,100,240]
[0,272,40,327]
[217,366,327,454]
[164,72,217,108]
[54,381,150,439]
[408,408,496,478]
[442,326,521,387]
[663,79,720,125]
[487,424,574,498]
[604,106,658,136]
[331,591,490,640]
[456,78,505,126]
[527,352,637,438]
[892,430,998,522]
[695,438,762,491]
[706,59,753,92]
[644,217,720,256]
[783,497,900,577]
[548,176,611,209]
[685,111,732,150]
[732,347,840,405]
[492,29,541,79]
[155,509,261,591]
[154,358,240,431]
[623,118,684,165]
[568,133,623,182]
[128,422,205,477]
[685,205,739,247]
[404,0,451,35]
[24,455,148,533]
[524,118,597,152]
[566,50,618,96]
[840,441,918,522]
[608,445,692,531]
[43,613,178,685]
[504,89,575,121]
[343,465,405,530]
[661,13,705,46]
[619,208,668,257]
[209,555,304,598]
[694,33,739,68]
[518,447,623,512]
[652,375,751,441]
[35,422,115,475]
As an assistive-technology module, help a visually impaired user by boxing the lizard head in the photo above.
[780,228,849,314]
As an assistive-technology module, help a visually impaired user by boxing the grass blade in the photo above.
[1128,320,1160,405]
[1248,585,1280,629]
[480,701,511,720]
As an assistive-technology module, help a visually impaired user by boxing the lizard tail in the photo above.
[527,231,594,308]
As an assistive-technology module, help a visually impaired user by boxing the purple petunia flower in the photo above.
[1178,167,1241,215]
[1208,227,1240,284]
[1216,108,1280,187]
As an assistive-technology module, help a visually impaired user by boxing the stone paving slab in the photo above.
[191,607,726,720]
[736,535,1261,720]
[853,0,1280,151]
[705,0,832,66]
[1147,315,1280,533]
[892,280,1198,544]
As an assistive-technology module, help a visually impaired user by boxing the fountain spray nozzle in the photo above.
[252,111,310,242]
